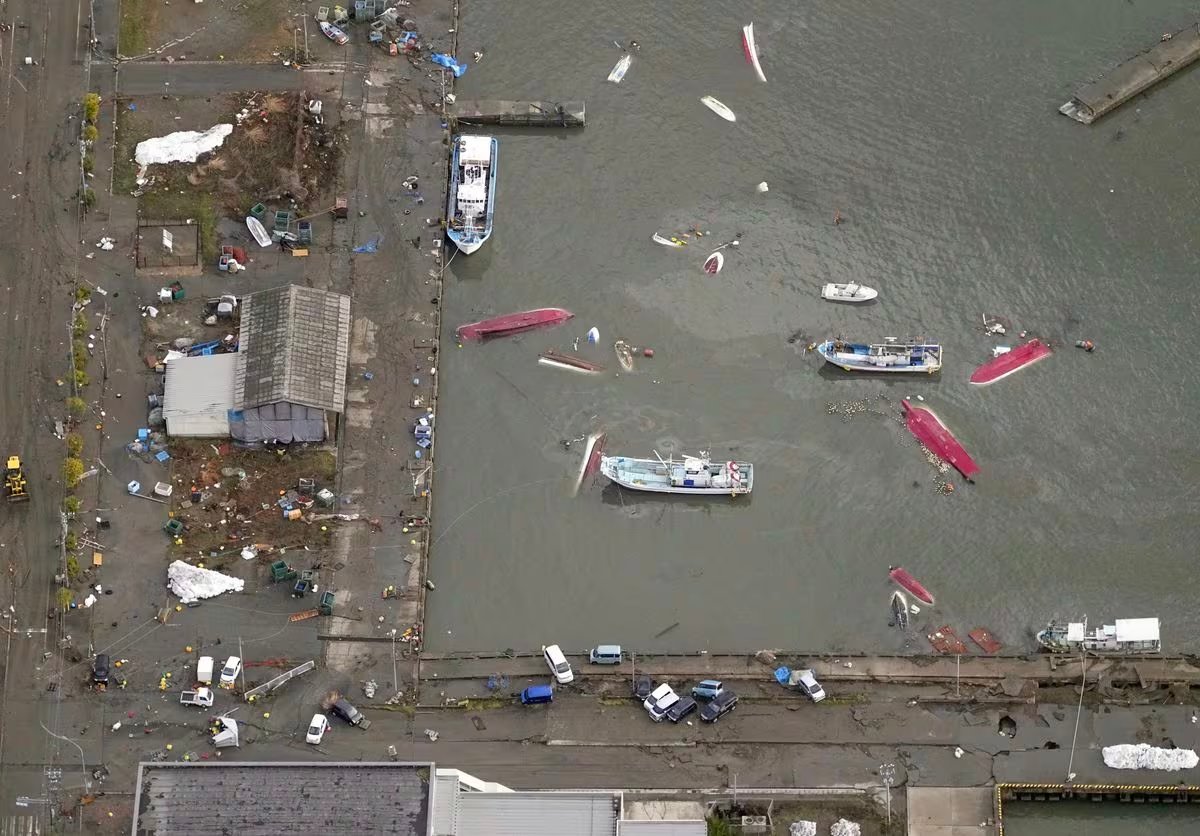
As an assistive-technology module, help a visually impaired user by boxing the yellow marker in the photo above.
[263,712,270,718]
[185,645,193,653]
[166,744,173,750]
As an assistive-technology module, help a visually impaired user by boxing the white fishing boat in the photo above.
[600,452,753,496]
[607,53,632,83]
[700,95,736,122]
[816,338,942,374]
[446,134,498,255]
[820,282,878,303]
[741,23,767,83]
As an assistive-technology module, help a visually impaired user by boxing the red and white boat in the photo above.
[741,23,767,83]
[901,400,979,480]
[969,338,1051,386]
[456,308,573,341]
[889,566,935,606]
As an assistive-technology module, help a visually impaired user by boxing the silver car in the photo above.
[794,669,826,703]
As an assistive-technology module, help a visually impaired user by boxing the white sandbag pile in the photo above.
[789,821,816,836]
[167,560,244,603]
[830,819,861,836]
[1102,743,1198,771]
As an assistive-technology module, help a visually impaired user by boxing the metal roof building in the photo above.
[162,353,237,437]
[617,822,706,836]
[230,284,351,443]
[132,762,431,835]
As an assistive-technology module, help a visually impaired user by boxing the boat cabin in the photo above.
[1070,618,1161,653]
[669,457,738,489]
[454,136,493,226]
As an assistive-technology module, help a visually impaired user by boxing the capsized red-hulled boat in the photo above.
[456,307,573,341]
[570,431,607,497]
[889,566,935,606]
[538,349,605,374]
[901,400,980,480]
[969,338,1051,386]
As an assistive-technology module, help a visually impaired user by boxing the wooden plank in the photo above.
[927,625,968,655]
[289,609,319,622]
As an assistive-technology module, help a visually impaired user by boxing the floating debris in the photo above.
[825,392,891,422]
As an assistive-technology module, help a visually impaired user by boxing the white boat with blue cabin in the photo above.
[816,337,942,374]
[446,134,497,255]
[600,452,753,496]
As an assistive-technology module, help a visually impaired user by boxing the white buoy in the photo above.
[756,182,769,193]
[586,327,599,344]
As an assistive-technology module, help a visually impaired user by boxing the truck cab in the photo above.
[180,687,214,707]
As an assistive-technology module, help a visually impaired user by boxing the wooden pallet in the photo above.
[289,609,319,622]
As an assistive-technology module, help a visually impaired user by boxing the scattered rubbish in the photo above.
[353,237,381,254]
[1103,743,1198,771]
[457,308,573,341]
[954,746,964,759]
[926,625,968,655]
[788,822,816,836]
[982,313,1010,336]
[424,728,439,742]
[969,338,1051,386]
[135,124,233,167]
[538,350,605,374]
[166,560,245,603]
[756,181,769,193]
[1075,339,1096,352]
[889,566,935,606]
[607,53,632,83]
[586,326,599,344]
[363,680,377,698]
[430,52,467,77]
[742,23,768,82]
[95,237,116,250]
[703,252,724,274]
[991,345,1011,358]
[830,819,861,836]
[126,480,141,495]
[700,95,736,122]
[902,400,979,481]
[153,481,172,497]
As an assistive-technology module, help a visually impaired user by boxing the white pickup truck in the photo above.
[179,687,214,708]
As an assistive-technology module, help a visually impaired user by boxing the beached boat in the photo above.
[820,283,878,303]
[446,135,498,255]
[607,53,632,83]
[320,21,348,45]
[246,216,272,248]
[538,349,604,374]
[816,338,942,373]
[1036,617,1161,654]
[889,566,935,606]
[600,453,753,496]
[901,400,980,480]
[700,96,736,122]
[456,307,573,341]
[742,23,767,83]
[969,338,1051,386]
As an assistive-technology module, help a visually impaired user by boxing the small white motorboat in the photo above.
[246,216,272,248]
[607,53,632,83]
[700,96,736,122]
[820,282,878,303]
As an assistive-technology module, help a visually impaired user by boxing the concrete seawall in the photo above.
[1061,24,1200,123]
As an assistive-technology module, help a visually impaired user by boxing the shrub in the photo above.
[72,312,87,338]
[73,368,89,388]
[63,495,81,515]
[75,285,92,303]
[66,433,84,456]
[66,396,86,418]
[84,93,101,124]
[82,155,95,175]
[56,587,74,611]
[82,124,98,143]
[72,340,88,369]
[64,533,78,553]
[81,189,97,210]
[62,457,84,487]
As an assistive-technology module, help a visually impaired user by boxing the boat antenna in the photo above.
[653,449,670,469]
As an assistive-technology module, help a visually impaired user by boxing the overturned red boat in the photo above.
[902,400,979,481]
[969,338,1051,386]
[889,566,935,606]
[457,307,573,341]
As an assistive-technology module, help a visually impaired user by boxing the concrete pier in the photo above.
[1061,24,1200,123]
[450,99,585,128]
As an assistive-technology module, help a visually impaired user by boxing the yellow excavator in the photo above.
[5,455,29,503]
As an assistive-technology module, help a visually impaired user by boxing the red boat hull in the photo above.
[969,338,1051,386]
[902,401,980,480]
[457,307,573,341]
[889,566,935,606]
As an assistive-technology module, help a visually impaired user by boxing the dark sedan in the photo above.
[666,696,697,723]
[632,675,653,700]
[699,690,738,723]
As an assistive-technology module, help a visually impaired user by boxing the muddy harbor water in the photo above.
[426,0,1200,654]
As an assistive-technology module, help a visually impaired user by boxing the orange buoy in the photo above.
[642,348,654,358]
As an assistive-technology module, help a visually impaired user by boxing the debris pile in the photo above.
[830,820,861,836]
[788,823,816,836]
[167,560,244,603]
[1102,744,1198,771]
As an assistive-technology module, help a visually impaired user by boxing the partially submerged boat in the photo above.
[457,307,573,341]
[703,252,724,274]
[607,53,632,83]
[614,340,634,372]
[700,95,736,122]
[741,23,767,83]
[969,338,1051,386]
[889,566,934,606]
[600,452,753,496]
[1036,617,1161,654]
[446,135,498,255]
[820,283,878,303]
[901,400,979,480]
[571,431,608,496]
[816,338,942,374]
[890,591,910,630]
[652,232,687,248]
[538,349,604,374]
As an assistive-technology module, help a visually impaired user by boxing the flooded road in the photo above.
[426,0,1200,653]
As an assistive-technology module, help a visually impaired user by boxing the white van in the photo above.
[542,644,574,684]
[197,655,214,685]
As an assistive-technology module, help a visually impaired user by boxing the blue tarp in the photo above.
[773,666,791,685]
[430,53,467,78]
[352,237,381,254]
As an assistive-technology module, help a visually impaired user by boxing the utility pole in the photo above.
[303,16,310,63]
[238,636,246,694]
[879,763,895,829]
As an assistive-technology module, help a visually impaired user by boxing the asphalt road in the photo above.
[0,0,93,830]
[117,61,345,96]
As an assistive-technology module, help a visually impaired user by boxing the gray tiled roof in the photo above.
[454,792,620,836]
[133,762,431,836]
[234,284,351,413]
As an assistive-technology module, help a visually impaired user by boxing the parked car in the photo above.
[644,683,679,722]
[306,713,329,744]
[519,685,554,705]
[793,669,826,703]
[700,690,738,723]
[331,698,365,727]
[632,674,653,700]
[666,696,697,723]
[542,644,574,684]
[588,645,623,664]
[179,687,214,708]
[219,656,242,687]
[692,679,724,700]
[92,654,110,684]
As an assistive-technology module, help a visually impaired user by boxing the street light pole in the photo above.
[879,762,896,829]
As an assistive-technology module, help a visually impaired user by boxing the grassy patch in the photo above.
[113,103,145,195]
[140,182,218,262]
[457,697,510,711]
[119,0,155,57]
